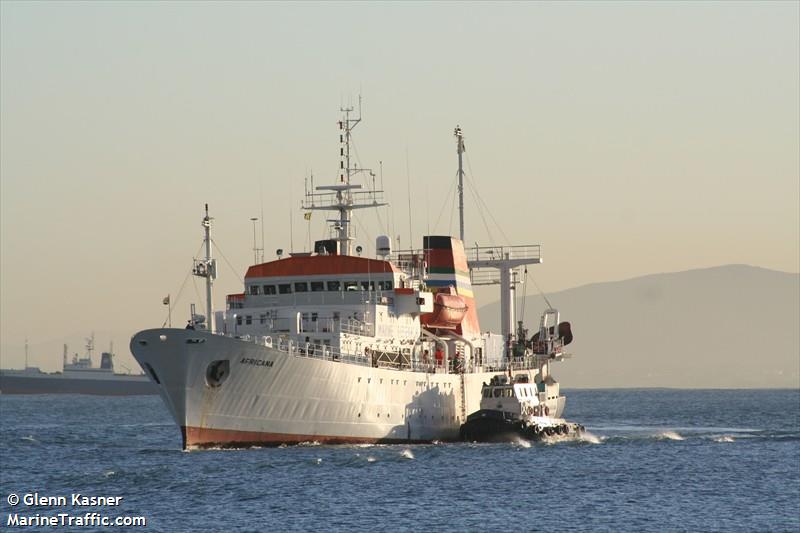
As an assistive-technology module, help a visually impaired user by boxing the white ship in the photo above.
[1,335,156,395]
[130,107,576,449]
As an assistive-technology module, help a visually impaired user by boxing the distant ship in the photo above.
[0,335,157,395]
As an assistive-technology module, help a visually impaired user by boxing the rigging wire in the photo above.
[190,273,203,308]
[406,147,413,250]
[374,161,387,237]
[161,241,205,327]
[210,238,244,284]
[432,173,457,234]
[464,152,512,245]
[161,269,192,328]
[465,176,495,244]
[344,126,390,242]
[530,272,554,310]
[354,215,374,248]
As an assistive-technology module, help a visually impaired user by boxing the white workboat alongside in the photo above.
[131,108,577,449]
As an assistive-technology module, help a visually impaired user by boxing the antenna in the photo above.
[250,217,260,264]
[455,125,466,242]
[300,98,387,256]
[259,178,266,263]
[289,207,294,253]
[406,147,413,250]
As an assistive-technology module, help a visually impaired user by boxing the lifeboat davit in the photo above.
[421,292,468,329]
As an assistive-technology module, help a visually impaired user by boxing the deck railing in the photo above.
[225,333,545,375]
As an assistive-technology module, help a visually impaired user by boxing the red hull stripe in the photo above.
[182,426,433,449]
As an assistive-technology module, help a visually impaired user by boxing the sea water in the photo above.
[1,389,798,532]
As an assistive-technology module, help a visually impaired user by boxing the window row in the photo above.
[249,279,394,296]
[236,312,272,326]
[481,386,536,399]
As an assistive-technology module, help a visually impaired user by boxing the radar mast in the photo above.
[302,97,387,256]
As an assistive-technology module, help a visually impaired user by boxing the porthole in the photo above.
[205,360,230,388]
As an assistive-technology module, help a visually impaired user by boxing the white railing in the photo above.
[468,244,541,263]
[225,333,549,374]
[338,319,375,336]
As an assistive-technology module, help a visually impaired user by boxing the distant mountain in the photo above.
[478,265,800,389]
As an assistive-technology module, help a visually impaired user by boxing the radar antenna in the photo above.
[301,97,388,256]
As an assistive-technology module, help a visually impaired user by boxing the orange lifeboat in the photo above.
[421,291,468,329]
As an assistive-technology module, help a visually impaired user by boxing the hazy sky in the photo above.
[1,1,798,370]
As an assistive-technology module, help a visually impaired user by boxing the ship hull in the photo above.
[459,409,582,443]
[0,374,157,395]
[131,328,508,449]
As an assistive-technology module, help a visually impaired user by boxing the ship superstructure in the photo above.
[130,106,576,448]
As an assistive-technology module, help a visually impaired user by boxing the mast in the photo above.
[87,333,94,359]
[250,217,260,264]
[24,338,28,369]
[203,205,213,331]
[455,125,466,242]
[193,204,216,331]
[302,98,387,256]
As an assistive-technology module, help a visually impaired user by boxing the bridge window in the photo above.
[278,284,292,294]
[263,285,276,295]
[259,314,267,324]
[249,285,261,295]
[245,315,252,325]
[327,281,340,291]
[295,282,308,292]
[493,388,501,398]
[236,316,242,326]
[344,281,358,291]
[311,281,324,292]
[378,280,393,290]
[361,281,375,291]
